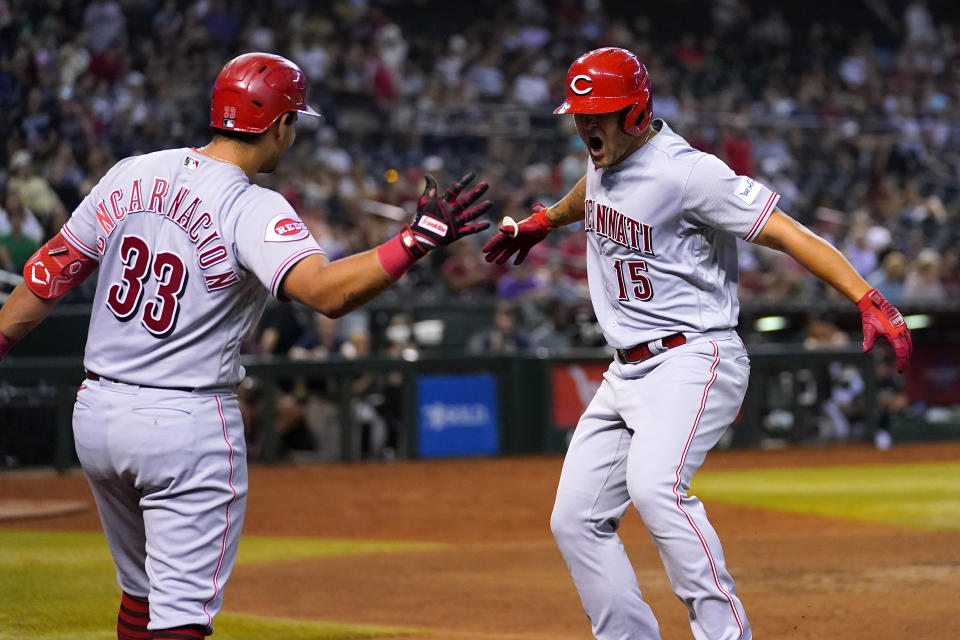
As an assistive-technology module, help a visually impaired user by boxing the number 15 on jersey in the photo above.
[613,259,654,302]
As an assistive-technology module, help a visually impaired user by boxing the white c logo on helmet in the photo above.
[570,74,593,95]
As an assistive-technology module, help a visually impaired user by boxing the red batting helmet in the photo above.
[210,52,321,134]
[554,47,652,136]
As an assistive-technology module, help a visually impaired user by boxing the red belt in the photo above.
[617,333,687,363]
[86,372,195,393]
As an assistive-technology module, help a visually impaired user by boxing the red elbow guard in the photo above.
[24,232,99,299]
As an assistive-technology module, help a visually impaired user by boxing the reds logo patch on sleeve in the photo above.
[264,213,311,242]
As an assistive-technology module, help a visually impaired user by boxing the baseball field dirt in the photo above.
[2,441,959,639]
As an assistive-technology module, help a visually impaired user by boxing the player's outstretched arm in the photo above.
[754,209,912,371]
[482,175,587,265]
[283,172,491,318]
[281,250,390,318]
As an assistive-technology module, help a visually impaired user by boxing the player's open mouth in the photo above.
[588,135,604,157]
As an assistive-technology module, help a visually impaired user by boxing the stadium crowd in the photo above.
[0,0,957,454]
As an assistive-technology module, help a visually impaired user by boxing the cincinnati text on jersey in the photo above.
[584,199,655,255]
[92,177,240,291]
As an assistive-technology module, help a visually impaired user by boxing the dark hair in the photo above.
[209,127,263,144]
[209,112,297,144]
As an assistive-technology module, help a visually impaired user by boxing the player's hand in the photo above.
[857,288,912,372]
[481,203,555,265]
[396,171,491,260]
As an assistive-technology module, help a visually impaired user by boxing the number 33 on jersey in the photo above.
[55,148,324,389]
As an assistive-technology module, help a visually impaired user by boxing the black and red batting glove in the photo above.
[481,203,555,265]
[397,171,492,260]
[857,288,912,372]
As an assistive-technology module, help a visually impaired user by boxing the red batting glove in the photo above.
[857,288,912,372]
[481,203,555,265]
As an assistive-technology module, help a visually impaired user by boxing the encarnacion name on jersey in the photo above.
[92,176,240,291]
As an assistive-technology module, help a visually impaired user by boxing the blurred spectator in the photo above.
[495,259,550,301]
[752,128,792,174]
[378,313,418,455]
[0,193,42,272]
[760,249,811,301]
[292,29,330,82]
[290,312,343,361]
[341,326,392,458]
[468,301,532,355]
[7,150,67,233]
[441,240,494,295]
[512,60,551,107]
[903,248,946,301]
[842,220,879,278]
[21,87,53,152]
[528,303,575,351]
[873,351,911,449]
[721,122,753,178]
[258,300,308,356]
[201,0,243,44]
[803,316,851,350]
[467,49,505,102]
[83,0,126,54]
[46,143,85,212]
[868,251,907,303]
[384,313,418,361]
[904,0,937,47]
[284,313,346,461]
[941,250,960,298]
[0,190,44,244]
[803,316,864,442]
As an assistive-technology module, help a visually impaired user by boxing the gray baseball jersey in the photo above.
[553,118,776,640]
[63,147,323,632]
[583,119,779,348]
[62,148,324,388]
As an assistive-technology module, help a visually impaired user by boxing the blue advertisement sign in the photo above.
[417,374,499,458]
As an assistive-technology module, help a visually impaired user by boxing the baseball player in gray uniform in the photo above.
[0,52,489,640]
[483,47,912,640]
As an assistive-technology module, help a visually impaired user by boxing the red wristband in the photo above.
[530,204,556,228]
[377,234,419,280]
[0,331,16,360]
[856,288,881,312]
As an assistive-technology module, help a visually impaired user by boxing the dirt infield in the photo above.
[3,442,960,639]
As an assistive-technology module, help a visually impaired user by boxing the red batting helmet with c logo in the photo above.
[554,47,652,136]
[210,52,321,134]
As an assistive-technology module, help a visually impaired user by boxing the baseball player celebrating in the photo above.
[0,52,489,640]
[484,47,911,640]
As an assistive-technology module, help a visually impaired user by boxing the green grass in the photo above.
[237,535,443,565]
[693,461,960,530]
[0,530,432,639]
